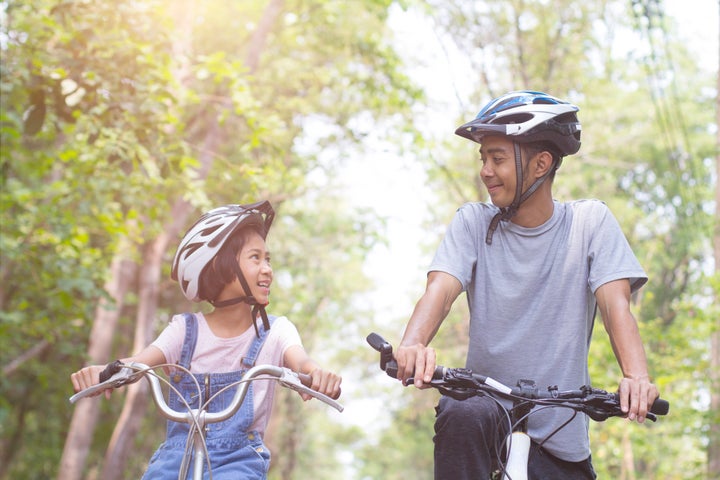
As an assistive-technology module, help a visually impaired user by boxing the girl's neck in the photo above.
[204,306,254,338]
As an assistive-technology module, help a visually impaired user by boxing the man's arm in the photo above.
[396,271,463,387]
[596,278,659,423]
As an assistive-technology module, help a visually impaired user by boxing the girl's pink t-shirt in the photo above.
[151,312,302,435]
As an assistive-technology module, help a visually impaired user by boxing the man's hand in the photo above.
[618,374,659,423]
[395,343,436,388]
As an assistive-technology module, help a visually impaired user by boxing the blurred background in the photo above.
[1,0,718,478]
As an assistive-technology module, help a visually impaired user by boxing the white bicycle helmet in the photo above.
[171,201,275,335]
[455,91,581,244]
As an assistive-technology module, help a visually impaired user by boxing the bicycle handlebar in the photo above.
[69,362,344,421]
[366,332,668,422]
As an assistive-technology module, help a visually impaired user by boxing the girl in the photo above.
[71,201,342,479]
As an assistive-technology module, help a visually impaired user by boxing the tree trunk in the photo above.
[708,26,720,478]
[57,252,137,480]
[620,428,636,480]
[265,390,304,480]
[246,0,285,72]
[2,339,51,376]
[100,232,172,480]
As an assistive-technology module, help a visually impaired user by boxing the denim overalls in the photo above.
[142,313,273,480]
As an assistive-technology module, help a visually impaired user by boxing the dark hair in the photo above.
[196,223,266,302]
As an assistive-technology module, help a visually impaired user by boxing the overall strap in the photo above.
[178,313,199,370]
[241,315,276,369]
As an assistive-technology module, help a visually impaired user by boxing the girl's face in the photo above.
[234,231,273,305]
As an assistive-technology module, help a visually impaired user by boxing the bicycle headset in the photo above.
[455,90,582,244]
[171,200,276,337]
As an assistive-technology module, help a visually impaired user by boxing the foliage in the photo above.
[380,0,717,478]
[1,0,715,478]
[1,1,186,477]
[1,0,421,478]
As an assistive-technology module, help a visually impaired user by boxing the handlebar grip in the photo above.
[611,394,670,416]
[651,397,669,416]
[366,332,390,351]
[366,332,445,382]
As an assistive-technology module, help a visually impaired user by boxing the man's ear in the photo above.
[533,151,554,178]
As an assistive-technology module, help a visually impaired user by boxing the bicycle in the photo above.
[366,332,669,480]
[69,361,344,480]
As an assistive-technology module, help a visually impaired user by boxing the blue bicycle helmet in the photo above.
[455,90,581,156]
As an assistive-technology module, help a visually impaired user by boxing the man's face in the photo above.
[479,136,519,208]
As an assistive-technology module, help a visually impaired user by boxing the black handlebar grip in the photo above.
[651,397,669,416]
[366,332,389,351]
[613,394,670,416]
[366,332,397,378]
[99,360,124,383]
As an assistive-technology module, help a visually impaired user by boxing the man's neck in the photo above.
[510,191,554,228]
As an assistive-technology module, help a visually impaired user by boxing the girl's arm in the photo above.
[284,345,342,400]
[70,345,166,398]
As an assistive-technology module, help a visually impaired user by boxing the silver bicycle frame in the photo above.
[71,363,343,480]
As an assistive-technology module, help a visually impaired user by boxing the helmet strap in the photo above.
[210,263,271,338]
[485,143,556,245]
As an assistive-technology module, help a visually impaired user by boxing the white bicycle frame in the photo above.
[503,432,531,480]
[70,362,343,480]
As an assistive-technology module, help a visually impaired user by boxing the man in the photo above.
[395,91,659,479]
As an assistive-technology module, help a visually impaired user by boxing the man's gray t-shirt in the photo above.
[429,199,647,462]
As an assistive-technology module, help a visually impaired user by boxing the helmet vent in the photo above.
[200,224,222,237]
[495,113,533,125]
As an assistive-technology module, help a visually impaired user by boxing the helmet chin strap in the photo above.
[210,263,271,338]
[485,142,555,245]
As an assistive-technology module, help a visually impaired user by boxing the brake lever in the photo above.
[278,369,344,412]
[69,362,144,403]
[581,391,658,423]
[426,369,486,401]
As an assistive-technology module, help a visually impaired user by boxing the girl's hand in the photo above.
[303,368,342,401]
[70,365,113,399]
